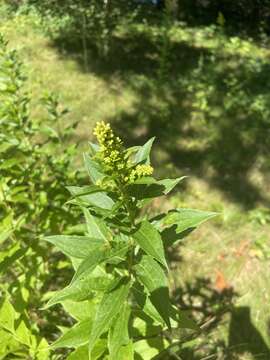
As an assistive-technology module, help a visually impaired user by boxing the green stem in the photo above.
[118,181,136,274]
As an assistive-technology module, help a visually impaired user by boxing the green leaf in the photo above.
[133,221,167,268]
[161,208,218,246]
[126,178,164,200]
[134,255,170,328]
[88,278,131,358]
[131,311,162,338]
[83,208,110,241]
[71,248,106,283]
[0,297,15,333]
[134,337,168,360]
[35,337,50,360]
[114,341,134,360]
[65,244,131,304]
[83,154,105,184]
[67,185,105,199]
[108,302,131,359]
[62,299,96,322]
[68,186,114,210]
[15,319,31,346]
[0,330,18,358]
[158,176,187,194]
[164,208,218,233]
[67,340,107,360]
[134,137,155,164]
[43,235,104,259]
[45,275,110,308]
[51,318,92,349]
[126,177,185,200]
[132,284,165,326]
[0,229,12,244]
[0,246,26,275]
[170,306,199,331]
[88,142,100,156]
[105,238,130,265]
[45,255,111,308]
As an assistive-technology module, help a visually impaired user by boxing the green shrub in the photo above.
[0,33,79,358]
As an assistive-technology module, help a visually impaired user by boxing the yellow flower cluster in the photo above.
[129,164,153,183]
[93,121,154,186]
[93,121,124,172]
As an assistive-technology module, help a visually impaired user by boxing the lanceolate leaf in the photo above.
[88,278,131,358]
[71,243,130,284]
[158,176,187,194]
[84,153,105,184]
[163,208,218,234]
[71,248,106,283]
[51,318,92,349]
[62,299,96,321]
[45,250,111,308]
[68,186,114,210]
[108,302,131,359]
[45,274,112,308]
[83,208,110,241]
[134,255,171,328]
[43,235,104,259]
[126,176,185,200]
[132,284,165,326]
[67,340,107,360]
[88,142,100,156]
[67,185,105,199]
[134,137,155,164]
[0,297,15,333]
[133,221,167,268]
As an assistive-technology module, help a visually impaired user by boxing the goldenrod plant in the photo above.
[44,122,217,359]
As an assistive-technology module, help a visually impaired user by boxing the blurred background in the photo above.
[1,1,270,359]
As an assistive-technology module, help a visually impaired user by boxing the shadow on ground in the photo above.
[171,277,270,359]
[33,4,270,210]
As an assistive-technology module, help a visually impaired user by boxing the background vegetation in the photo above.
[1,0,270,359]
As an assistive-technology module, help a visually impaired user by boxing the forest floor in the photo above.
[1,6,270,359]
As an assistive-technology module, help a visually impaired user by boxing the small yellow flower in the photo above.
[129,164,153,182]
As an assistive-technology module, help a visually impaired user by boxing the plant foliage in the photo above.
[44,121,217,359]
[0,33,80,358]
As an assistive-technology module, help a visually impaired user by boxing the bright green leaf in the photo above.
[161,208,218,246]
[83,208,110,241]
[67,339,106,360]
[133,221,167,268]
[62,299,97,322]
[88,278,131,358]
[83,154,105,184]
[108,302,131,359]
[115,341,134,360]
[163,208,218,233]
[158,176,187,194]
[134,137,155,164]
[134,255,170,328]
[68,186,114,210]
[43,235,104,259]
[45,263,111,308]
[71,248,106,283]
[51,318,92,349]
[0,297,16,333]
